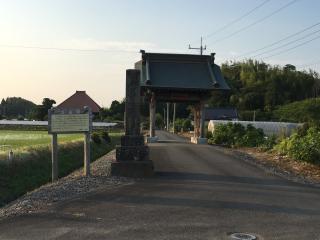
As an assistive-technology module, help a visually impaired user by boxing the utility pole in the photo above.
[172,103,176,133]
[163,108,166,130]
[166,103,170,131]
[189,37,207,55]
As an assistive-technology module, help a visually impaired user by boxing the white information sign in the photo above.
[48,108,92,181]
[51,114,90,133]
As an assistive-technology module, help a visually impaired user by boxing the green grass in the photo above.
[0,130,83,151]
[0,131,122,207]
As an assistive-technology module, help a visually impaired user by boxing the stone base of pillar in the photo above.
[111,160,154,178]
[112,135,154,177]
[146,136,159,143]
[191,137,208,144]
[116,145,149,161]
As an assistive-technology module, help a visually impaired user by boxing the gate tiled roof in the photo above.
[135,51,229,91]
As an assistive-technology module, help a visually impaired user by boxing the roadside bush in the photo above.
[239,124,265,147]
[275,127,320,164]
[182,119,192,131]
[259,135,277,150]
[174,118,193,132]
[100,131,111,143]
[209,123,267,148]
[91,132,101,144]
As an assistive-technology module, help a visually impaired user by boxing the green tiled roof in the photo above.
[135,52,229,91]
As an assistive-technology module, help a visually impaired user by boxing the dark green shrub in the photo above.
[260,135,277,150]
[239,124,265,147]
[182,119,192,131]
[100,131,111,143]
[275,127,320,164]
[209,123,268,148]
[91,132,101,144]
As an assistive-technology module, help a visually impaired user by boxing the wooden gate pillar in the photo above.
[193,103,201,139]
[191,101,207,144]
[200,102,205,138]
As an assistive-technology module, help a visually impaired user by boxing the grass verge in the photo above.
[0,134,121,207]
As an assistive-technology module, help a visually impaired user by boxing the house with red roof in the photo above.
[57,91,101,114]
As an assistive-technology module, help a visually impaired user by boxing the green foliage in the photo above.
[0,130,83,151]
[91,132,102,144]
[0,97,36,119]
[273,98,320,123]
[275,127,320,164]
[28,98,56,120]
[239,124,265,147]
[174,118,193,132]
[99,99,125,121]
[259,135,277,150]
[155,113,164,129]
[211,60,320,121]
[209,123,266,148]
[0,135,120,207]
[100,131,111,143]
[182,119,192,131]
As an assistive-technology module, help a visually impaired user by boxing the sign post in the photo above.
[48,107,92,182]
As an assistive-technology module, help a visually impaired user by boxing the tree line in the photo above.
[1,59,319,123]
[209,59,320,121]
[0,97,56,120]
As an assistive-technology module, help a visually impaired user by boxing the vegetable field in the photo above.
[0,130,83,151]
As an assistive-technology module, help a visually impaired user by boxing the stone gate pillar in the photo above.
[111,69,154,177]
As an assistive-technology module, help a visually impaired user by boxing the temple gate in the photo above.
[135,50,229,143]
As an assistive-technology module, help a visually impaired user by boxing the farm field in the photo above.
[0,130,122,206]
[0,130,83,152]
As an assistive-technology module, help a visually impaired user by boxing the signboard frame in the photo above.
[48,107,92,181]
[48,107,92,134]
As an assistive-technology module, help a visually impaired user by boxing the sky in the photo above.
[0,0,320,107]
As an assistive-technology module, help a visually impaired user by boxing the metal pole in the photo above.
[163,108,166,129]
[52,133,58,182]
[172,103,176,133]
[166,103,170,131]
[84,132,90,176]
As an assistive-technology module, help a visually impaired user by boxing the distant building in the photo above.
[204,108,238,121]
[57,91,101,114]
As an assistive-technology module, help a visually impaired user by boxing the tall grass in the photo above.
[0,134,121,207]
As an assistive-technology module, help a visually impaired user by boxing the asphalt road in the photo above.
[1,130,320,240]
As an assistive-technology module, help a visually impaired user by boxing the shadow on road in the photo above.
[85,190,320,217]
[155,171,315,189]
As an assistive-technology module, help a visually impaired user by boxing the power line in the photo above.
[298,59,320,69]
[251,28,320,58]
[262,34,320,59]
[0,44,138,53]
[209,0,299,45]
[237,21,320,58]
[203,0,270,40]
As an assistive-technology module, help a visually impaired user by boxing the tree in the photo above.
[42,98,56,110]
[29,98,56,120]
[99,99,125,121]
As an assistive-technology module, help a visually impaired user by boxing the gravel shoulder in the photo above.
[0,150,133,220]
[211,145,320,187]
